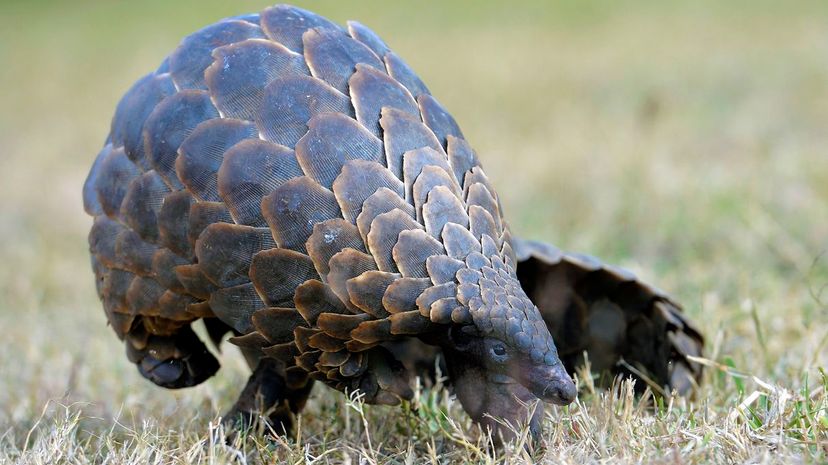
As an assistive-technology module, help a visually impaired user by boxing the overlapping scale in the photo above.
[205,39,309,120]
[346,270,398,318]
[143,90,219,189]
[169,19,265,90]
[296,113,384,189]
[389,310,434,335]
[346,21,390,58]
[83,145,110,216]
[174,264,217,300]
[158,291,198,321]
[294,279,349,325]
[252,308,308,343]
[426,255,464,285]
[349,64,418,138]
[418,94,463,148]
[89,216,125,268]
[187,201,232,249]
[303,27,384,93]
[416,282,456,318]
[94,146,141,218]
[228,331,269,350]
[195,223,276,288]
[422,185,468,238]
[308,331,348,351]
[442,222,481,260]
[114,229,159,276]
[332,160,404,223]
[102,268,134,316]
[366,209,421,273]
[127,276,166,316]
[355,188,414,244]
[262,341,299,363]
[218,139,303,226]
[306,218,366,279]
[401,147,452,204]
[412,165,462,223]
[120,170,170,243]
[152,249,188,293]
[382,277,431,314]
[185,301,214,318]
[249,248,319,307]
[480,234,499,258]
[176,118,258,202]
[317,313,372,340]
[468,205,500,242]
[156,190,194,258]
[466,183,500,223]
[446,136,480,187]
[392,229,444,278]
[380,108,444,180]
[350,319,392,344]
[261,176,343,253]
[260,4,341,54]
[461,166,496,202]
[257,75,352,147]
[209,282,265,334]
[384,52,429,98]
[327,248,378,310]
[109,73,176,168]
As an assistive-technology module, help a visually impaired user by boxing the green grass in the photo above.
[1,1,827,463]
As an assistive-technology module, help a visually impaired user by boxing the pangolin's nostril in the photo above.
[550,375,577,405]
[533,363,576,405]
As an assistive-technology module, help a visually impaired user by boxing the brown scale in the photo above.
[82,4,703,442]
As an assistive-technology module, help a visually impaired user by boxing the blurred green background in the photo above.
[0,0,826,454]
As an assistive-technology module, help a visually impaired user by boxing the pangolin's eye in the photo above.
[492,344,507,357]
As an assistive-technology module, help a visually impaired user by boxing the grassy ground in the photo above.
[1,1,827,463]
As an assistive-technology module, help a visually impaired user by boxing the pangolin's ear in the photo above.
[447,325,478,352]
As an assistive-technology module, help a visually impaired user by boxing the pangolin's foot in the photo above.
[127,325,220,389]
[223,358,314,438]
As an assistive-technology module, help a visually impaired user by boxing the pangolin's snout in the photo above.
[522,362,577,405]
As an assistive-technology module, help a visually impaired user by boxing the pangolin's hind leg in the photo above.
[223,356,314,437]
[125,319,220,389]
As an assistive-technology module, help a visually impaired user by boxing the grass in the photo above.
[1,0,827,463]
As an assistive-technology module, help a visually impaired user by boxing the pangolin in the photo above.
[82,4,703,441]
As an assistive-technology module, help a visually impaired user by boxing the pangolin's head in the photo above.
[436,247,576,440]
